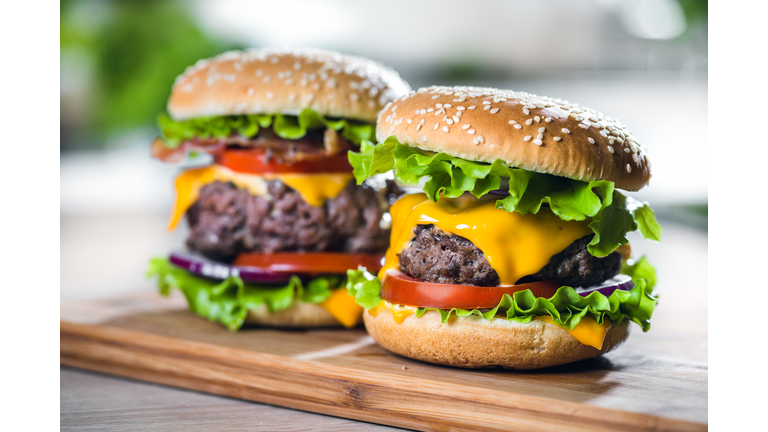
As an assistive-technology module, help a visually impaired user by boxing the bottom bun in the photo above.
[363,307,629,369]
[246,300,343,327]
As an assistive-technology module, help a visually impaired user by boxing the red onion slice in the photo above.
[169,251,293,284]
[573,274,634,297]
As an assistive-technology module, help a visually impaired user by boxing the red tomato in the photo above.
[381,273,561,309]
[234,252,384,275]
[216,148,352,174]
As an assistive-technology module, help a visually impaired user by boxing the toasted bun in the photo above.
[363,307,629,369]
[377,86,650,191]
[168,48,411,123]
[245,300,347,328]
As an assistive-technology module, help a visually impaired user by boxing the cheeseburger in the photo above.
[347,86,661,369]
[147,48,410,330]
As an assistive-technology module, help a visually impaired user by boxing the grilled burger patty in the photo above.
[398,225,622,287]
[186,180,401,262]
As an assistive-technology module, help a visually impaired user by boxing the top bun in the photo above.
[377,86,651,191]
[169,48,411,123]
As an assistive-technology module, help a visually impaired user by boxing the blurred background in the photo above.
[61,0,708,300]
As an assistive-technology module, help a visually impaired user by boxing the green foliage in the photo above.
[348,138,662,256]
[61,0,240,140]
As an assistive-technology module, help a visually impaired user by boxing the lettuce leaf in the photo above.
[346,257,658,332]
[157,108,375,148]
[348,137,662,256]
[147,257,343,330]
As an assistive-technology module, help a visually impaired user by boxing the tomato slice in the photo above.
[381,273,562,309]
[216,148,352,174]
[233,252,384,275]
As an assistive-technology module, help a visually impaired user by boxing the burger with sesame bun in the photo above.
[147,48,411,330]
[346,86,661,369]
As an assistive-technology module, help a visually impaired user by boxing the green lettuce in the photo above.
[147,257,343,330]
[348,137,661,256]
[346,256,658,332]
[157,108,376,148]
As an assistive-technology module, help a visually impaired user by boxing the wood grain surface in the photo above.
[61,291,706,432]
[61,367,401,431]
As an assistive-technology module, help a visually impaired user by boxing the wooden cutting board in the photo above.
[60,289,706,432]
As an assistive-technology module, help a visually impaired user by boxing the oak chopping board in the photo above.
[60,285,707,432]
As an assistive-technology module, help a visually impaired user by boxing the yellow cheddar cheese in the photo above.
[535,315,612,350]
[320,288,364,329]
[167,165,352,230]
[380,193,592,285]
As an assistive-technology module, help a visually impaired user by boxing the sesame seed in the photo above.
[578,123,588,129]
[446,119,453,125]
[407,119,413,124]
[525,119,533,125]
[534,116,540,122]
[509,120,517,125]
[462,124,471,130]
[420,109,427,114]
[523,108,530,115]
[514,124,522,129]
[256,69,264,76]
[483,101,491,105]
[524,136,532,141]
[247,88,255,96]
[427,108,434,112]
[263,76,272,83]
[633,154,638,163]
[607,146,614,153]
[457,106,466,110]
[294,62,302,70]
[545,117,552,123]
[478,135,484,143]
[624,148,631,153]
[538,127,545,133]
[453,115,460,123]
[432,95,439,99]
[490,108,499,114]
[285,78,294,85]
[469,106,476,109]
[537,134,543,139]
[436,103,443,108]
[434,123,439,130]
[484,105,491,110]
[444,104,452,108]
[467,129,476,134]
[626,164,632,173]
[422,136,428,142]
[473,138,479,145]
[266,92,274,99]
[588,137,595,144]
[443,126,449,132]
[553,137,562,142]
[416,123,422,131]
[533,139,543,145]
[561,128,571,134]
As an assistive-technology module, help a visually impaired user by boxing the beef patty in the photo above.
[398,225,621,287]
[185,179,401,262]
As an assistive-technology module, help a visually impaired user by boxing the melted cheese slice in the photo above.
[319,289,364,328]
[535,315,611,350]
[368,301,415,323]
[167,165,352,230]
[380,193,592,285]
